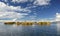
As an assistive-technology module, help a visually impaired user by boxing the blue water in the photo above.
[0,22,57,36]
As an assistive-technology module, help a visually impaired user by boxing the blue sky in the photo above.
[0,0,60,21]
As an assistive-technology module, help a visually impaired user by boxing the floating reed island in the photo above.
[4,22,15,25]
[4,21,51,26]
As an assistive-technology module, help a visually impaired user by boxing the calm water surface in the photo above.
[0,22,58,36]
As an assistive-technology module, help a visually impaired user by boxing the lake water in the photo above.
[0,22,59,36]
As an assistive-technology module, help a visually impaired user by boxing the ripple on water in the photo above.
[0,23,57,36]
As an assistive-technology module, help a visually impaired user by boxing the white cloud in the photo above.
[0,2,31,12]
[0,0,51,21]
[56,13,60,21]
[0,12,28,19]
[28,15,37,20]
[34,0,51,6]
[11,0,51,6]
[0,2,30,20]
[12,0,28,3]
[11,0,33,3]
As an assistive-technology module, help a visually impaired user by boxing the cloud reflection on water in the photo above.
[0,22,57,36]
